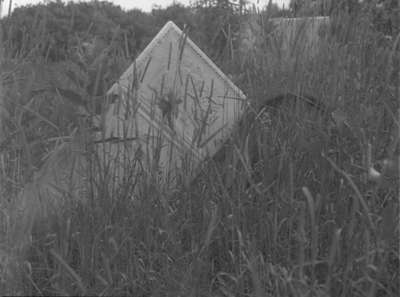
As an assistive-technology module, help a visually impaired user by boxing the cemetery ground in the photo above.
[0,3,399,296]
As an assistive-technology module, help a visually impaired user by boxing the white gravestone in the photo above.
[239,16,330,62]
[102,21,246,184]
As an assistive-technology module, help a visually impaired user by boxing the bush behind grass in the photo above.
[1,3,399,296]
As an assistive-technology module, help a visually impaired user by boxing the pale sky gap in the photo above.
[1,0,290,17]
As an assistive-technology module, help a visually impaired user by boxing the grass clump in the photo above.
[0,1,399,296]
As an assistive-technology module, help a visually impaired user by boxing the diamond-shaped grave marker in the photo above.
[102,21,246,183]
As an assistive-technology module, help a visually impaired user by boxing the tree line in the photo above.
[1,0,397,63]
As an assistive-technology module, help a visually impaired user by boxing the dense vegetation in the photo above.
[0,0,399,296]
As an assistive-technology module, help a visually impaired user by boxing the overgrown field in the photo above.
[0,1,399,296]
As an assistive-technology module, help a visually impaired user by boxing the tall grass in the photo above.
[1,4,399,297]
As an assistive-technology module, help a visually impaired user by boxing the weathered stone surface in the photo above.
[239,16,330,62]
[103,21,246,183]
[270,16,330,58]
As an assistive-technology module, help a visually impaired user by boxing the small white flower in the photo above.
[368,167,381,181]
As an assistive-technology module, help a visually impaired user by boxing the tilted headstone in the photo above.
[101,21,246,184]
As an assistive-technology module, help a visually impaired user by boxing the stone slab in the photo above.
[103,21,246,183]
